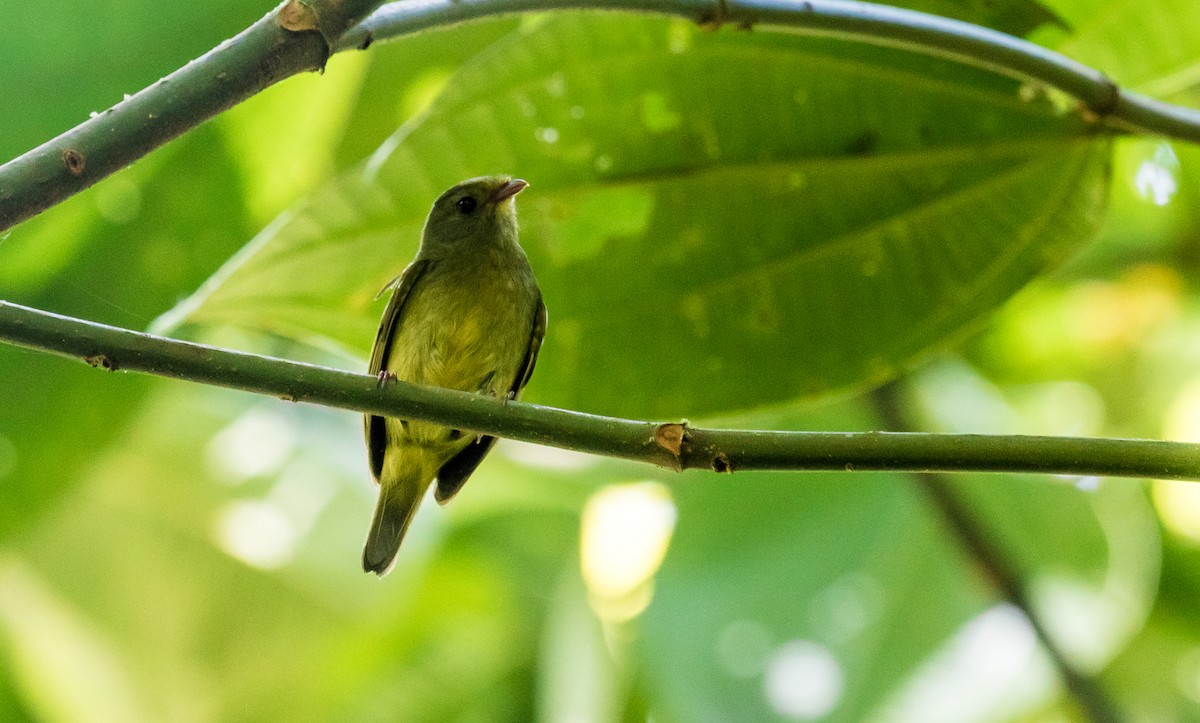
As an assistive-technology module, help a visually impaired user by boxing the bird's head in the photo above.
[421,176,528,251]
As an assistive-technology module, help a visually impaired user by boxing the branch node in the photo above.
[696,0,729,31]
[84,353,118,371]
[654,421,689,469]
[279,1,321,32]
[711,453,732,474]
[62,149,85,177]
[1086,75,1121,118]
[654,422,687,455]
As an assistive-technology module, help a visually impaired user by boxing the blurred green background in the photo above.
[1,0,1199,720]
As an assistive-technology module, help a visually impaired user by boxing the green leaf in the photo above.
[169,17,1112,418]
[1039,0,1200,94]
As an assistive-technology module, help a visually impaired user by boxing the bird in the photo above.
[362,176,546,576]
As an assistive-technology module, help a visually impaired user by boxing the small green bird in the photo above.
[363,176,546,576]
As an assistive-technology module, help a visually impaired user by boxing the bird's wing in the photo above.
[365,259,431,483]
[435,292,547,504]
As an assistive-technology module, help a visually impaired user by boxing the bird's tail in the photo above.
[362,465,426,577]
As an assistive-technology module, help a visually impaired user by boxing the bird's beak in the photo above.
[492,178,528,204]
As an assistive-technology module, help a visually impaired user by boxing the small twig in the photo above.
[1,300,1198,486]
[873,383,1124,723]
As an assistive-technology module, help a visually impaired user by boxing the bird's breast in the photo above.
[386,255,536,395]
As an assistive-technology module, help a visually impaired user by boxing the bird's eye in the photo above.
[456,196,477,215]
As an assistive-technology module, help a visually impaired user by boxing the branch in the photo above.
[872,384,1123,723]
[344,0,1200,143]
[3,0,1200,233]
[2,300,1198,483]
[0,0,388,232]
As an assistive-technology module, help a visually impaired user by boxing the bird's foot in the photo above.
[376,370,398,389]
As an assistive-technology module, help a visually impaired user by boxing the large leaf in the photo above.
[1039,0,1200,94]
[167,17,1112,418]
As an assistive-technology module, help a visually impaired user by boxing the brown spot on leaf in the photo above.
[62,149,85,176]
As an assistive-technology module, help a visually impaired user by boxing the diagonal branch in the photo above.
[872,383,1123,723]
[2,299,1199,485]
[0,0,388,232]
[2,0,1200,233]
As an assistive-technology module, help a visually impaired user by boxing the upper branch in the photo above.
[0,0,387,233]
[2,299,1198,483]
[2,0,1199,232]
[345,0,1200,143]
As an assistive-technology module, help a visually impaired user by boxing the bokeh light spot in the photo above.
[715,619,772,679]
[1133,142,1179,206]
[763,640,843,720]
[580,482,676,622]
[215,500,297,569]
[206,408,296,483]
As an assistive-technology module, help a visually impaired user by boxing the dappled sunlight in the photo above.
[1153,482,1200,543]
[1133,142,1180,207]
[763,640,844,720]
[879,605,1052,723]
[580,482,676,623]
[205,407,297,483]
[1156,376,1200,543]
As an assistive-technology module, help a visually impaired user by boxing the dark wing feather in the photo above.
[435,293,547,504]
[365,260,430,482]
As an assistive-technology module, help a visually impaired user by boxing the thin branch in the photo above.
[344,0,1200,143]
[0,0,388,232]
[2,299,1199,484]
[3,0,1200,233]
[873,384,1123,723]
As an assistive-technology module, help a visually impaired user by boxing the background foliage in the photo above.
[1,0,1199,720]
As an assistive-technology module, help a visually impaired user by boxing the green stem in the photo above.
[0,0,387,233]
[2,299,1198,483]
[344,0,1200,142]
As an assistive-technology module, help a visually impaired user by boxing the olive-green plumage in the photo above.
[363,176,546,576]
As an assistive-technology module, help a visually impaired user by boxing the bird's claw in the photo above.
[376,370,398,389]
